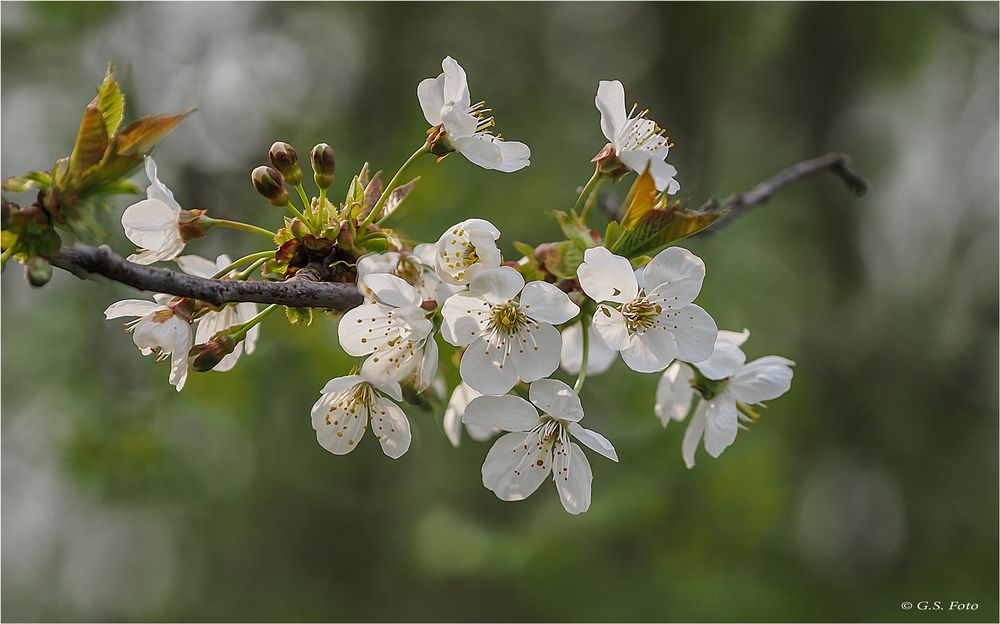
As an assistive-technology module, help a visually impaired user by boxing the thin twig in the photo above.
[709,152,867,226]
[50,244,362,310]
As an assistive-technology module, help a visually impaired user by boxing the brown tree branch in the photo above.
[50,244,363,310]
[708,152,867,225]
[45,153,866,310]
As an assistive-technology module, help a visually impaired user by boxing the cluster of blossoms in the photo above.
[83,57,794,515]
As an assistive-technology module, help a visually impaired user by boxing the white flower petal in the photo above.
[169,350,188,391]
[121,198,179,251]
[104,299,160,319]
[693,329,749,380]
[568,422,618,462]
[647,157,680,195]
[577,246,638,304]
[442,106,479,140]
[443,382,482,447]
[441,56,470,110]
[682,407,707,469]
[459,335,520,395]
[592,305,630,351]
[319,375,364,395]
[528,378,584,423]
[620,328,678,373]
[416,74,446,126]
[595,80,627,144]
[371,397,411,459]
[481,431,551,501]
[559,321,616,376]
[729,356,795,404]
[453,133,505,168]
[440,293,491,346]
[643,247,706,307]
[520,281,579,324]
[703,395,739,458]
[175,254,220,279]
[361,273,422,308]
[655,362,695,426]
[311,391,368,456]
[338,303,393,356]
[463,394,539,432]
[144,156,182,213]
[415,336,439,393]
[554,442,593,515]
[664,304,718,363]
[509,322,561,384]
[494,139,531,173]
[469,266,524,304]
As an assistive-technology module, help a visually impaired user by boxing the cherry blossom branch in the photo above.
[708,152,867,224]
[49,244,363,310]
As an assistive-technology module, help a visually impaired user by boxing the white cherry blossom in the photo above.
[577,246,717,374]
[104,295,192,391]
[176,254,259,372]
[559,321,617,377]
[418,56,530,172]
[655,330,795,468]
[357,244,460,305]
[434,218,503,286]
[339,273,437,391]
[311,371,411,459]
[121,157,186,265]
[595,80,680,194]
[442,382,497,447]
[441,266,579,395]
[463,379,617,514]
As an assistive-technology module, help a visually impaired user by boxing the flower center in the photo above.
[394,255,423,286]
[441,231,480,279]
[487,302,527,335]
[621,298,663,332]
[469,100,495,133]
[326,383,376,426]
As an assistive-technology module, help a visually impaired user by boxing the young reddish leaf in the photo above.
[115,109,193,155]
[379,177,420,220]
[362,171,383,211]
[69,104,109,177]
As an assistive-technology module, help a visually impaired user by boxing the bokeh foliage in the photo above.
[2,2,997,621]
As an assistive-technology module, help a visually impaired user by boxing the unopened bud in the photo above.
[251,166,289,206]
[268,142,302,186]
[25,255,52,287]
[310,143,336,189]
[2,200,16,230]
[188,332,238,372]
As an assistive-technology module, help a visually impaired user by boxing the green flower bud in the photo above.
[310,143,336,189]
[251,166,289,206]
[24,255,52,287]
[188,332,238,372]
[268,141,302,186]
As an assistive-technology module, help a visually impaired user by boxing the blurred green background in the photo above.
[2,2,998,621]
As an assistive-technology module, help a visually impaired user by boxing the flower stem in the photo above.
[293,183,313,223]
[208,219,276,239]
[284,201,309,223]
[1,245,15,266]
[235,257,269,280]
[574,166,604,220]
[212,250,275,278]
[361,143,430,230]
[231,303,278,340]
[318,187,328,223]
[573,313,591,393]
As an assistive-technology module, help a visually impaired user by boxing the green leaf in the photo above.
[608,202,725,258]
[95,64,125,136]
[69,104,109,178]
[554,210,597,251]
[2,171,51,192]
[284,306,313,326]
[604,220,626,252]
[542,240,584,280]
[512,241,536,260]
